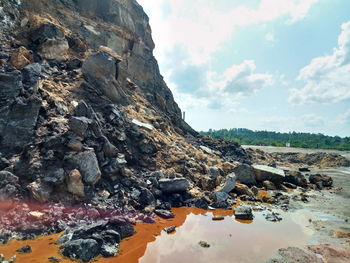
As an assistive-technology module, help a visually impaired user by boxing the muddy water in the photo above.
[0,206,312,263]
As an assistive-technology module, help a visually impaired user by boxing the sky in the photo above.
[137,0,350,137]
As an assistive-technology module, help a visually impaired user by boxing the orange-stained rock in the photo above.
[9,46,34,69]
[67,169,85,200]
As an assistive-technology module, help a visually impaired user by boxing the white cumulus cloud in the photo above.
[171,60,275,110]
[289,21,350,104]
[139,0,320,65]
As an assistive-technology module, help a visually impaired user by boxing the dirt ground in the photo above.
[257,146,350,262]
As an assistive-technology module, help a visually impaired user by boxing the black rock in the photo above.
[21,63,42,90]
[283,182,297,189]
[138,187,155,206]
[234,205,253,220]
[30,22,65,46]
[16,245,32,253]
[0,95,42,153]
[163,226,176,233]
[265,212,282,222]
[299,167,310,172]
[309,174,333,187]
[60,238,99,262]
[112,223,135,239]
[68,116,92,137]
[193,197,209,209]
[285,170,308,187]
[67,58,82,70]
[48,256,60,262]
[159,178,190,193]
[0,70,22,108]
[42,168,65,185]
[100,243,119,257]
[155,209,175,219]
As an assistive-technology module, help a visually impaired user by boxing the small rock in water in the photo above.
[155,209,175,219]
[299,167,310,172]
[163,226,176,234]
[234,205,253,220]
[265,212,282,222]
[17,245,32,253]
[198,241,210,248]
[212,216,224,221]
[48,257,61,262]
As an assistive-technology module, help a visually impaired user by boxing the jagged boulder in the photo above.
[233,163,256,185]
[21,63,42,91]
[68,116,92,137]
[0,71,22,107]
[234,205,253,220]
[218,173,236,193]
[29,22,69,61]
[0,96,42,153]
[42,168,65,185]
[0,68,42,153]
[27,181,53,203]
[262,180,277,190]
[252,164,285,184]
[214,191,230,202]
[309,174,333,187]
[82,50,127,103]
[159,178,190,193]
[9,46,34,69]
[285,170,308,187]
[38,38,69,61]
[69,150,102,185]
[60,239,100,262]
[234,183,254,197]
[67,169,85,200]
[58,221,134,261]
[0,171,19,200]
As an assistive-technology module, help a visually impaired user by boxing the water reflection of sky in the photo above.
[140,210,311,263]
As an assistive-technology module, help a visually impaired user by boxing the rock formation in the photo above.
[0,0,336,261]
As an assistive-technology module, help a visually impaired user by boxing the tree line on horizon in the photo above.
[200,128,350,151]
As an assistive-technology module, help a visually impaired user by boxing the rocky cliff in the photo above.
[0,0,252,255]
[0,1,340,261]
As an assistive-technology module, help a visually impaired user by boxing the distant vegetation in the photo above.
[200,128,350,151]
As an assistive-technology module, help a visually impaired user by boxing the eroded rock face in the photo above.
[82,51,127,103]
